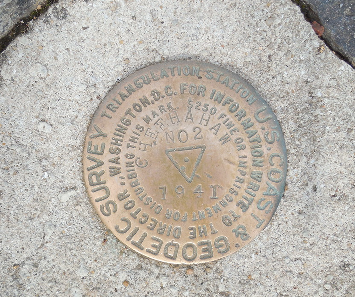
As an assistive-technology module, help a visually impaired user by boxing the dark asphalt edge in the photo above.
[292,0,355,69]
[0,0,59,54]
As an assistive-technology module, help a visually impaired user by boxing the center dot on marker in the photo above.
[184,157,189,162]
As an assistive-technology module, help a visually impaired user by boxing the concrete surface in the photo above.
[0,0,45,39]
[0,0,354,296]
[294,0,355,68]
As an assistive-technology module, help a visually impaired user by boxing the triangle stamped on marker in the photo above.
[165,145,206,183]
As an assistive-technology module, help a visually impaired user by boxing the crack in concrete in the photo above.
[292,0,355,69]
[0,0,58,54]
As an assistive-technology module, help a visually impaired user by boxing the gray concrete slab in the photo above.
[0,0,354,296]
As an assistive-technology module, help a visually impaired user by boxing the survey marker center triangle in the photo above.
[165,145,206,183]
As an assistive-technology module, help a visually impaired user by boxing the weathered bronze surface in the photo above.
[83,60,287,264]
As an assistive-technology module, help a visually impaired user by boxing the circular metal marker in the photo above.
[83,61,287,264]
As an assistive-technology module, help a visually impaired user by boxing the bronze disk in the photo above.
[83,60,287,264]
